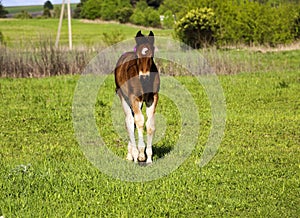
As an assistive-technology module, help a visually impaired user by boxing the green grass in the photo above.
[5,4,78,15]
[0,19,173,47]
[0,70,299,216]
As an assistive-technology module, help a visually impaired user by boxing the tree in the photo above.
[73,0,87,18]
[100,0,118,20]
[81,0,102,19]
[44,0,54,10]
[43,7,52,18]
[81,0,131,20]
[135,0,148,11]
[0,0,8,18]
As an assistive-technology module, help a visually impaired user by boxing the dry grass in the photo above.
[1,39,299,77]
[223,40,300,53]
[0,41,93,78]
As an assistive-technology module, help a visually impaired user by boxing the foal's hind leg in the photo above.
[121,96,138,162]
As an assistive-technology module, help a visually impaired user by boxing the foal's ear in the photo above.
[148,31,154,45]
[135,30,144,45]
[136,30,143,38]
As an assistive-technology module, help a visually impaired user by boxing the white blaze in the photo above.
[141,47,148,55]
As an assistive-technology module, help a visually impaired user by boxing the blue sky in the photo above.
[2,0,80,7]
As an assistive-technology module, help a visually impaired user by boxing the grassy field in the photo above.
[0,18,299,216]
[0,70,299,216]
[5,4,78,15]
[0,19,173,47]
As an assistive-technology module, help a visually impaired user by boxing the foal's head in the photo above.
[135,30,155,78]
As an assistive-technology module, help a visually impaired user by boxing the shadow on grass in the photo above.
[153,144,173,159]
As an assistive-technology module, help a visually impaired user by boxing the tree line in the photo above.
[73,0,300,47]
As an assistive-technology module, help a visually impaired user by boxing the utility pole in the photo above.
[55,0,72,50]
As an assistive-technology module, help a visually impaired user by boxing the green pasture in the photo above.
[0,17,299,217]
[0,70,299,216]
[0,19,172,47]
[5,4,78,15]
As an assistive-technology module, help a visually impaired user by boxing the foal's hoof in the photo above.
[126,153,133,161]
[138,153,146,162]
[138,147,146,162]
[146,159,152,164]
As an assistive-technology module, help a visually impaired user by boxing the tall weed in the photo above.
[0,40,93,77]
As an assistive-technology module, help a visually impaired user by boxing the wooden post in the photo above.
[67,0,72,50]
[55,0,72,50]
[55,0,65,48]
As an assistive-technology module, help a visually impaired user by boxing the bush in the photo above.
[215,1,300,46]
[175,7,218,48]
[81,0,102,19]
[101,30,125,46]
[100,0,117,20]
[129,9,146,26]
[81,0,131,20]
[14,10,32,19]
[162,10,174,29]
[292,7,300,39]
[115,7,133,23]
[144,7,161,27]
[0,31,5,45]
[130,6,161,27]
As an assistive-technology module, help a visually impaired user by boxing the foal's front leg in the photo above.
[132,100,146,162]
[121,97,138,162]
[145,93,158,163]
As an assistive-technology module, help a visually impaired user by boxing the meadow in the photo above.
[0,18,299,217]
[0,19,172,48]
[5,4,78,15]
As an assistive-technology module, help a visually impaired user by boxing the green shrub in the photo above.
[129,9,146,26]
[81,0,131,20]
[135,0,148,11]
[100,0,117,20]
[215,1,300,46]
[175,7,218,48]
[162,10,174,29]
[130,5,161,27]
[144,7,161,27]
[0,31,4,45]
[292,7,300,39]
[14,10,32,19]
[101,30,125,46]
[116,7,133,23]
[81,0,102,19]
